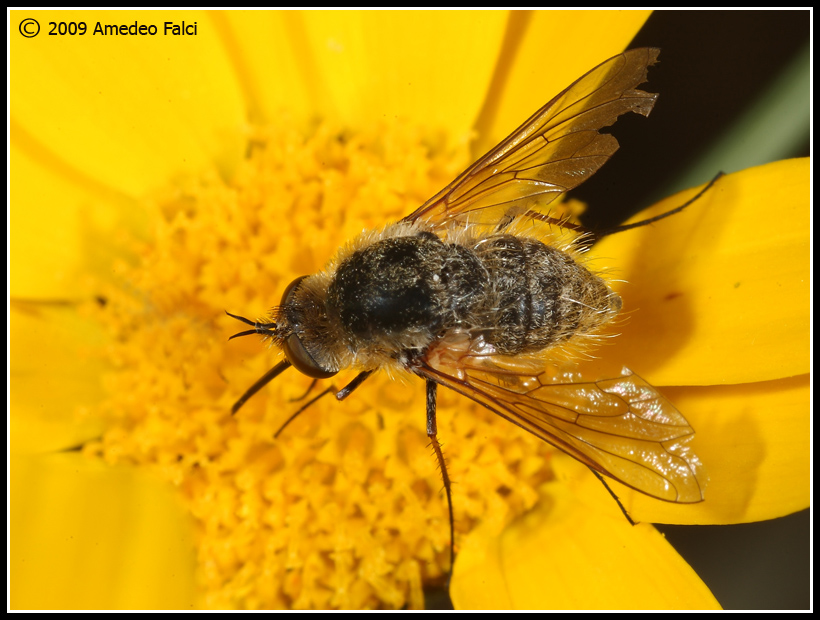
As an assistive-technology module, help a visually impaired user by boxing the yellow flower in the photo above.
[450,158,809,609]
[11,10,808,610]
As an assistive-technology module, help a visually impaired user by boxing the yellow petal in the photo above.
[451,483,720,610]
[217,12,315,126]
[619,375,810,525]
[11,10,245,196]
[299,11,507,134]
[11,302,108,453]
[11,453,197,610]
[474,10,652,154]
[594,159,809,386]
[10,140,144,299]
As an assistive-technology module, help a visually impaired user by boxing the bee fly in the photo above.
[228,48,709,566]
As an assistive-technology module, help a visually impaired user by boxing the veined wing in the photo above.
[416,350,706,503]
[404,48,660,230]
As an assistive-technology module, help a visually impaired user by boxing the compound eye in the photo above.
[283,333,338,379]
[279,275,338,379]
[280,275,309,306]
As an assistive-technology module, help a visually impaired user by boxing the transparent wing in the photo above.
[416,350,705,503]
[404,48,660,229]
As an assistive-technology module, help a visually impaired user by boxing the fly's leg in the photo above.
[521,171,724,243]
[289,378,318,403]
[232,360,292,415]
[336,370,374,399]
[273,370,374,438]
[592,172,724,238]
[588,467,636,526]
[426,379,455,573]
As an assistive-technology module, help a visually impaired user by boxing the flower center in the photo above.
[87,121,556,609]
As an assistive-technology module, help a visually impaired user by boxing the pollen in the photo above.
[85,121,556,609]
